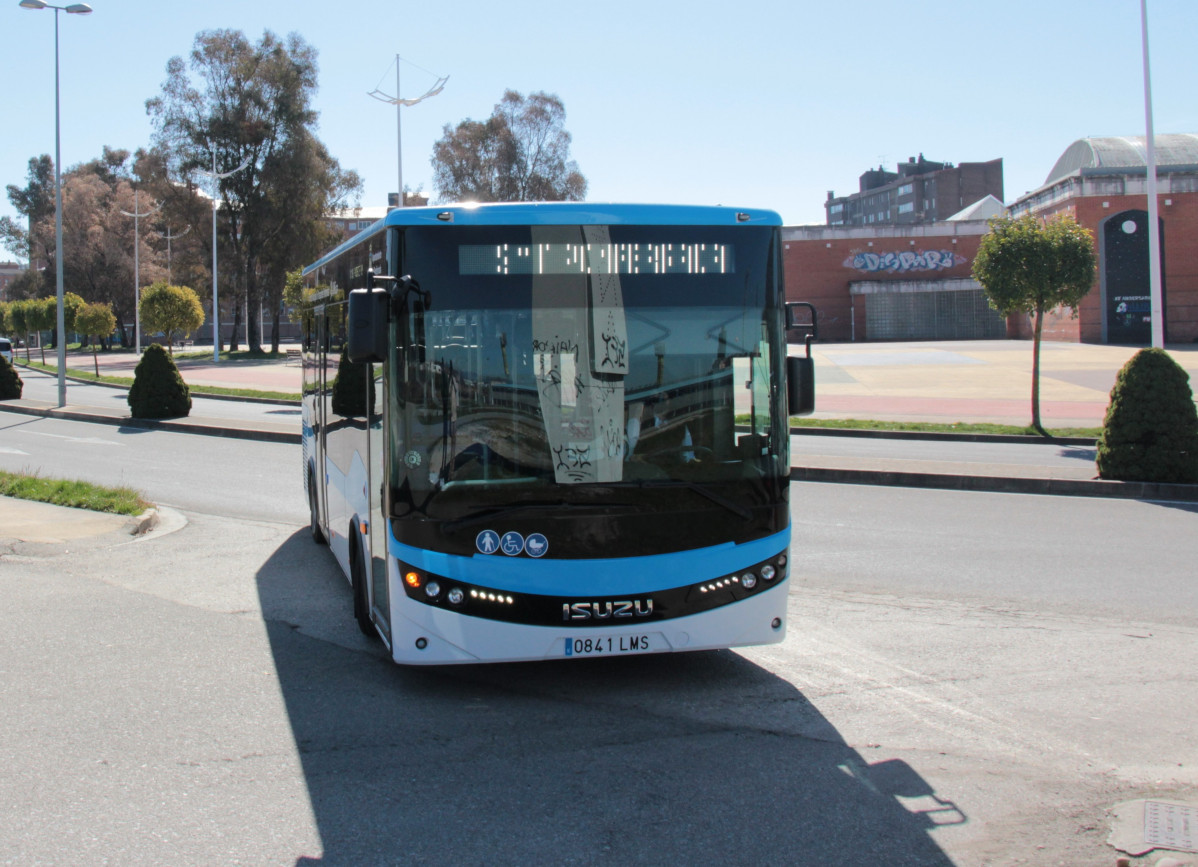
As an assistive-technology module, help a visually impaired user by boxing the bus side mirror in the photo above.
[347,287,390,364]
[787,355,815,417]
[785,301,818,417]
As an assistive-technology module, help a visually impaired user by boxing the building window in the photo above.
[898,183,913,197]
[898,202,914,214]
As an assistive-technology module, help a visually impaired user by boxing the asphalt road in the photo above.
[2,422,1196,864]
[0,413,304,523]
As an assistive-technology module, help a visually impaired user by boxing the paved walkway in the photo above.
[804,339,1198,428]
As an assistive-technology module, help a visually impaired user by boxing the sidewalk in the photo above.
[2,340,1197,548]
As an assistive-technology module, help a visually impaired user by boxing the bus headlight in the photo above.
[741,572,757,589]
[425,581,441,599]
[760,564,776,582]
[448,588,465,605]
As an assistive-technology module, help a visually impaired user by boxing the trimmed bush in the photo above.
[128,343,191,419]
[0,353,22,400]
[1096,348,1198,484]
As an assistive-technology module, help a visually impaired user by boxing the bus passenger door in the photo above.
[367,366,391,645]
[312,308,330,536]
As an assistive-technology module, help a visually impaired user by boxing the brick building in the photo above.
[0,261,23,302]
[1008,134,1198,344]
[783,218,1002,342]
[787,136,1198,345]
[825,155,1004,227]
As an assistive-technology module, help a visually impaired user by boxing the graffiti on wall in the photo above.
[844,249,967,274]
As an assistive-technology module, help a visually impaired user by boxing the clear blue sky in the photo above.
[2,0,1195,262]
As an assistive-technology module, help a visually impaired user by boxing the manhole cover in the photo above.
[1145,801,1198,853]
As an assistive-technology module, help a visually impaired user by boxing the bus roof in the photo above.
[379,202,782,228]
[304,202,781,276]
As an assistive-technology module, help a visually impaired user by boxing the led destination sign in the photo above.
[459,242,735,276]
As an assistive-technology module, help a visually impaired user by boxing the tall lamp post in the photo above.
[196,153,249,362]
[368,55,447,207]
[155,224,190,285]
[120,189,161,354]
[19,0,92,408]
[1141,0,1164,348]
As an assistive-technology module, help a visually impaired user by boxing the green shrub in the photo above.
[127,343,191,419]
[0,353,22,400]
[1096,348,1198,483]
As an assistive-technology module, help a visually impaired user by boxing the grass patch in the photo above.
[0,470,150,516]
[787,417,1101,439]
[16,359,300,402]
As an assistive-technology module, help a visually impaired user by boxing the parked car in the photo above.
[0,337,13,364]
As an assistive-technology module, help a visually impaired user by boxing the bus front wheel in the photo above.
[308,471,327,545]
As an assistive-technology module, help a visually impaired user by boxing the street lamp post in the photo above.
[1141,0,1164,348]
[120,189,162,354]
[19,0,92,407]
[196,153,249,362]
[155,224,190,285]
[368,55,447,207]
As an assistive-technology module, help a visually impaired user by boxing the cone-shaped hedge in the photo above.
[1096,348,1198,484]
[128,343,191,419]
[0,354,22,400]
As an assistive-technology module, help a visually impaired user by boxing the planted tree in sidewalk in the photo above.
[0,353,22,400]
[139,282,205,355]
[128,343,191,419]
[8,300,30,361]
[25,297,55,366]
[972,213,1096,436]
[1096,348,1198,483]
[75,302,118,377]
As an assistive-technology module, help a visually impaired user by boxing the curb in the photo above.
[129,507,159,535]
[791,465,1198,502]
[0,401,300,445]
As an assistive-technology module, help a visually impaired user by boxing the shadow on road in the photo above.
[257,530,961,865]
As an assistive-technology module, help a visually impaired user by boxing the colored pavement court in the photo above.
[801,340,1198,428]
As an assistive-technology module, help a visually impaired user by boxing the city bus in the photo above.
[301,202,815,665]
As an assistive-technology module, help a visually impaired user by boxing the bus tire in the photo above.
[350,530,376,639]
[308,469,326,545]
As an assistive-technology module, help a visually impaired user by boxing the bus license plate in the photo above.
[562,634,655,658]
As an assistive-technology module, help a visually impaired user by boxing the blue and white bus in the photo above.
[301,202,814,664]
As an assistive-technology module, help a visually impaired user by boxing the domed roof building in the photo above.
[1009,135,1198,345]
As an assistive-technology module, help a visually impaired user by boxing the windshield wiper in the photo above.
[634,480,753,521]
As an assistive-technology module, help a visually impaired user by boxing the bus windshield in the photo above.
[387,223,788,519]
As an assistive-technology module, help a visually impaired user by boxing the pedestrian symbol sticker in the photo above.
[476,530,500,555]
[500,532,525,556]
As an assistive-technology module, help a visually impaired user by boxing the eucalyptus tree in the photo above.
[432,90,586,203]
[144,29,361,352]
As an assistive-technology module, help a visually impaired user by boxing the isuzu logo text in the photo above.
[562,600,654,621]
